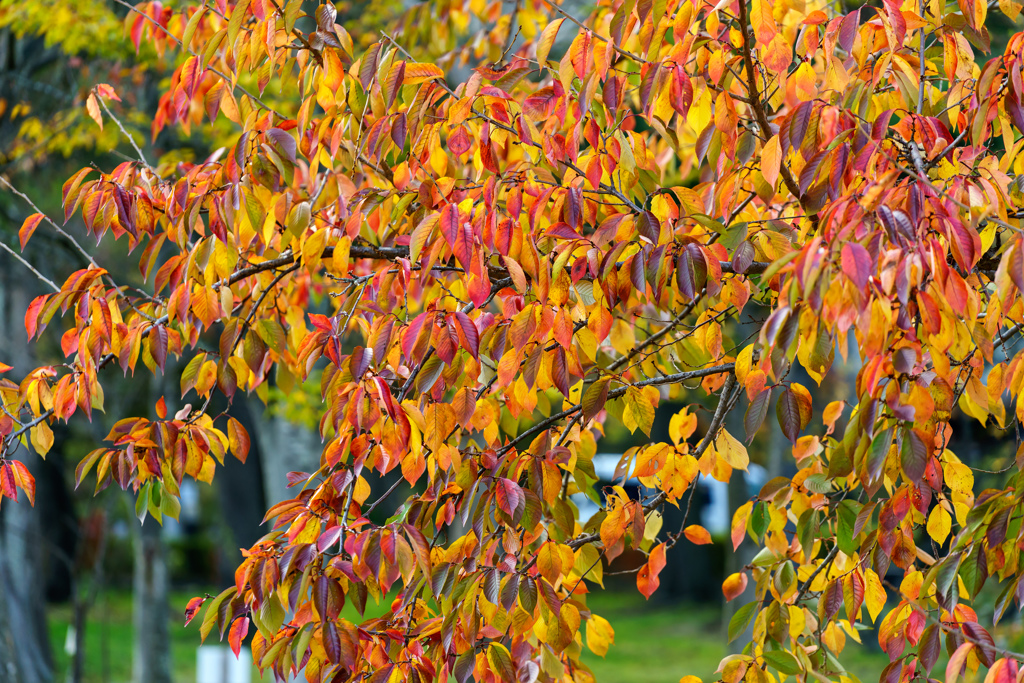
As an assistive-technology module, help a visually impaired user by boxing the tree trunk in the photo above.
[0,250,55,683]
[0,487,54,683]
[213,397,268,585]
[254,411,322,506]
[132,516,172,683]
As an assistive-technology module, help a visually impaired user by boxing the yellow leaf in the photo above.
[31,421,54,457]
[864,569,886,622]
[1000,0,1021,20]
[585,614,614,657]
[822,400,844,434]
[622,386,655,435]
[714,429,749,470]
[537,18,566,66]
[302,228,327,273]
[794,61,817,102]
[927,505,951,545]
[668,408,697,446]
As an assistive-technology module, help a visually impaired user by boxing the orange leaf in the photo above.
[8,461,35,505]
[95,83,121,101]
[750,0,776,46]
[637,543,667,599]
[538,541,564,584]
[85,93,103,130]
[403,63,444,85]
[684,524,713,545]
[761,136,781,189]
[945,642,973,682]
[570,30,593,80]
[723,572,748,601]
[228,417,250,464]
[19,213,44,251]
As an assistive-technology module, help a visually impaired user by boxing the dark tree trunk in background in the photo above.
[132,516,171,683]
[214,397,269,585]
[255,410,322,506]
[0,251,55,683]
[0,475,55,683]
[127,374,177,683]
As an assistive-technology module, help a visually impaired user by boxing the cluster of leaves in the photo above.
[5,0,1024,681]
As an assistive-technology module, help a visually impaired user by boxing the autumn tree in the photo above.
[4,0,1024,681]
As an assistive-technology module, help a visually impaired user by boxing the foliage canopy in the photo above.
[4,0,1024,681]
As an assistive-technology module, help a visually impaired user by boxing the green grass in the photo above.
[48,590,213,683]
[580,592,893,683]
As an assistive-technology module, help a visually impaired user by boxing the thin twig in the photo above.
[94,93,151,168]
[0,240,59,292]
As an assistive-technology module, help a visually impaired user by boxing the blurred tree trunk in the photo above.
[213,396,268,585]
[255,412,322,506]
[130,371,177,683]
[0,251,55,683]
[132,516,171,683]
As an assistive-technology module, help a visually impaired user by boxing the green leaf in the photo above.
[583,378,611,423]
[728,601,758,642]
[763,650,802,675]
[748,502,770,540]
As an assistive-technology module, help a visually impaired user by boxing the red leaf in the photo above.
[179,56,203,99]
[440,203,473,270]
[227,616,249,658]
[322,621,342,663]
[9,462,35,505]
[946,218,981,271]
[156,396,167,419]
[150,325,168,371]
[494,477,523,516]
[24,294,48,340]
[452,311,479,359]
[820,579,843,621]
[0,462,18,502]
[841,242,871,289]
[317,525,342,553]
[313,575,343,620]
[776,385,811,442]
[184,596,207,626]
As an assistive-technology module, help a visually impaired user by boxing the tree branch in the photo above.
[735,0,818,229]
